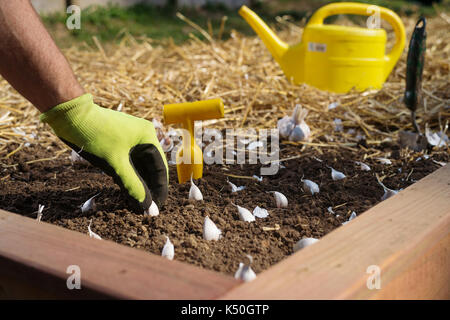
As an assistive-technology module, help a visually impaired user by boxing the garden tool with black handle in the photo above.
[399,17,428,151]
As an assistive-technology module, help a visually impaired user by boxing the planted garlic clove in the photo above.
[70,149,88,164]
[253,206,269,218]
[330,167,346,180]
[144,201,159,216]
[342,212,357,225]
[36,204,44,222]
[81,193,100,213]
[381,188,398,201]
[293,238,318,252]
[189,177,203,201]
[355,161,371,171]
[88,219,102,240]
[233,203,255,222]
[268,191,288,208]
[302,179,320,195]
[376,176,399,201]
[234,262,245,279]
[252,175,263,182]
[228,180,245,193]
[203,216,222,241]
[376,157,392,165]
[234,263,257,282]
[161,236,174,260]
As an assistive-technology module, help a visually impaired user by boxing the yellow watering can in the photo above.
[239,2,406,93]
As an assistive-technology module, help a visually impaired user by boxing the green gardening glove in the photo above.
[40,93,168,213]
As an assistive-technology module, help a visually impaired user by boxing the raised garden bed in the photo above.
[0,12,449,299]
[0,142,448,277]
[0,163,448,299]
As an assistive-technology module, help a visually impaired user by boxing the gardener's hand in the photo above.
[40,94,168,213]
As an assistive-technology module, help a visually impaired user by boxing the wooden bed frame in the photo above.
[0,164,448,299]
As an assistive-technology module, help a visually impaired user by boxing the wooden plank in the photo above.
[0,210,239,299]
[220,164,450,300]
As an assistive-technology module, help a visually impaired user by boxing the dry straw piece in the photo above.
[0,14,448,163]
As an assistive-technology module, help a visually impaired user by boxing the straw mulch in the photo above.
[0,13,449,162]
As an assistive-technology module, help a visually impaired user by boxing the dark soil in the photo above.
[0,142,447,276]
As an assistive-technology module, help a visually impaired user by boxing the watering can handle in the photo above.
[308,2,406,78]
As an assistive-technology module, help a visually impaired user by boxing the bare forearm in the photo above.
[0,0,84,112]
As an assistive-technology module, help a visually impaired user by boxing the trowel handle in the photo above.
[308,2,406,77]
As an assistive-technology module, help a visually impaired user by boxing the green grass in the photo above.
[42,0,449,48]
[43,3,256,47]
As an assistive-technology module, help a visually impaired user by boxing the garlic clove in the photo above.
[252,175,263,182]
[234,263,257,282]
[81,193,100,213]
[203,216,222,241]
[152,118,163,130]
[425,127,448,147]
[160,136,173,153]
[330,167,346,180]
[161,236,174,260]
[376,177,399,201]
[376,157,392,165]
[233,203,255,222]
[234,255,257,282]
[144,201,159,216]
[268,191,288,208]
[288,122,310,142]
[355,161,371,171]
[70,149,88,164]
[88,219,102,240]
[288,125,304,141]
[189,177,203,201]
[36,204,44,222]
[227,180,245,193]
[342,212,357,225]
[277,116,295,139]
[293,238,318,252]
[302,179,320,195]
[381,188,398,201]
[253,206,269,218]
[349,211,357,220]
[234,262,245,279]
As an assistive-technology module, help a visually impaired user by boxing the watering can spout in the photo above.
[239,5,288,64]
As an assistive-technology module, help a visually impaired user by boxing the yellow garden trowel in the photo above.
[163,99,224,184]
